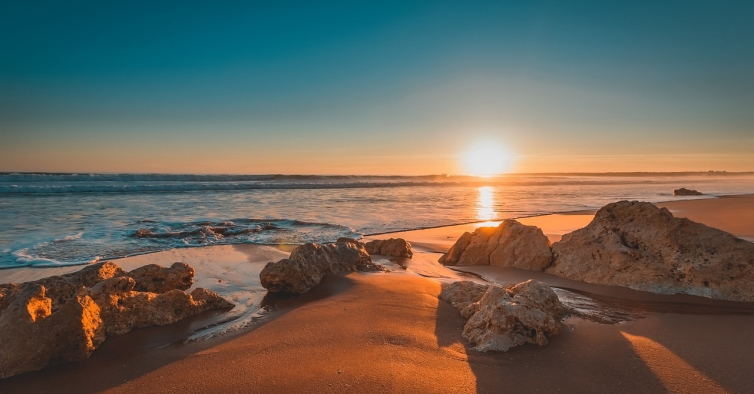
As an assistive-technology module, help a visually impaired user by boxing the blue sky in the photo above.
[1,1,752,174]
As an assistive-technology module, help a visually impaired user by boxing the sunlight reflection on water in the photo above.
[476,186,499,221]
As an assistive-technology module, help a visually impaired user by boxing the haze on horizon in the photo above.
[1,1,753,175]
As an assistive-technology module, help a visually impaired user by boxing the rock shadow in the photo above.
[434,279,749,394]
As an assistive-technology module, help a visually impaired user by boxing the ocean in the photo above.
[2,172,753,269]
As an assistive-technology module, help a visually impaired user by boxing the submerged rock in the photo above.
[439,219,552,270]
[673,188,703,196]
[0,261,232,379]
[364,238,413,258]
[440,280,568,352]
[549,201,754,301]
[260,240,382,295]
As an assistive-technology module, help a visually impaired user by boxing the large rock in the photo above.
[673,188,703,196]
[83,276,232,336]
[0,262,233,379]
[0,285,106,379]
[548,201,754,301]
[439,219,552,270]
[364,238,413,258]
[440,280,568,352]
[260,240,381,294]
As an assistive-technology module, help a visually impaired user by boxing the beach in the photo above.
[5,1,754,391]
[1,195,753,393]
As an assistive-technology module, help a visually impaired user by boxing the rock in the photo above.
[440,280,568,352]
[673,188,703,196]
[439,219,552,271]
[438,232,474,266]
[0,261,233,379]
[81,276,232,337]
[438,280,488,318]
[364,238,413,258]
[548,201,754,301]
[0,284,106,379]
[127,262,194,293]
[0,261,126,313]
[260,240,381,294]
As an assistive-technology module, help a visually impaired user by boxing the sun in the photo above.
[460,138,515,177]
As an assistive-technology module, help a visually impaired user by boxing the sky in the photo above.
[1,1,753,175]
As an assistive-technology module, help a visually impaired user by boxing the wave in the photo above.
[1,172,740,194]
[0,173,445,183]
[0,181,452,194]
[2,219,361,268]
[2,171,750,183]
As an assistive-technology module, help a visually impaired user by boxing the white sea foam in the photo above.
[60,232,84,241]
[11,247,102,267]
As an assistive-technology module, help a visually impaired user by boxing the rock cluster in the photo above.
[673,188,703,196]
[364,238,413,258]
[440,201,754,302]
[260,240,382,294]
[549,201,754,301]
[0,262,232,379]
[439,219,552,270]
[440,280,568,352]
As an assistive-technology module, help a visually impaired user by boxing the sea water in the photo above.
[2,172,753,268]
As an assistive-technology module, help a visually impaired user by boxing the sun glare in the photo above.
[461,138,515,177]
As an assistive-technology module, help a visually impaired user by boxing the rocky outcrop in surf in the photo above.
[548,201,754,302]
[438,219,552,270]
[440,280,568,352]
[673,188,703,196]
[0,262,232,379]
[260,240,382,295]
[364,238,413,258]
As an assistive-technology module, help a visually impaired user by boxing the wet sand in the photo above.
[1,195,753,393]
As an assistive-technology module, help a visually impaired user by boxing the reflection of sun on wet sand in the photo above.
[1,195,753,393]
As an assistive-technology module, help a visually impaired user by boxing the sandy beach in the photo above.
[1,195,753,393]
[5,2,754,392]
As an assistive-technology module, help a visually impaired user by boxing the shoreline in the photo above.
[3,193,749,274]
[366,193,752,236]
[1,195,753,392]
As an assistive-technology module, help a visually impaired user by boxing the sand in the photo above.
[1,195,753,393]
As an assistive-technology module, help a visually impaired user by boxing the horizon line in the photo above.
[2,170,753,177]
